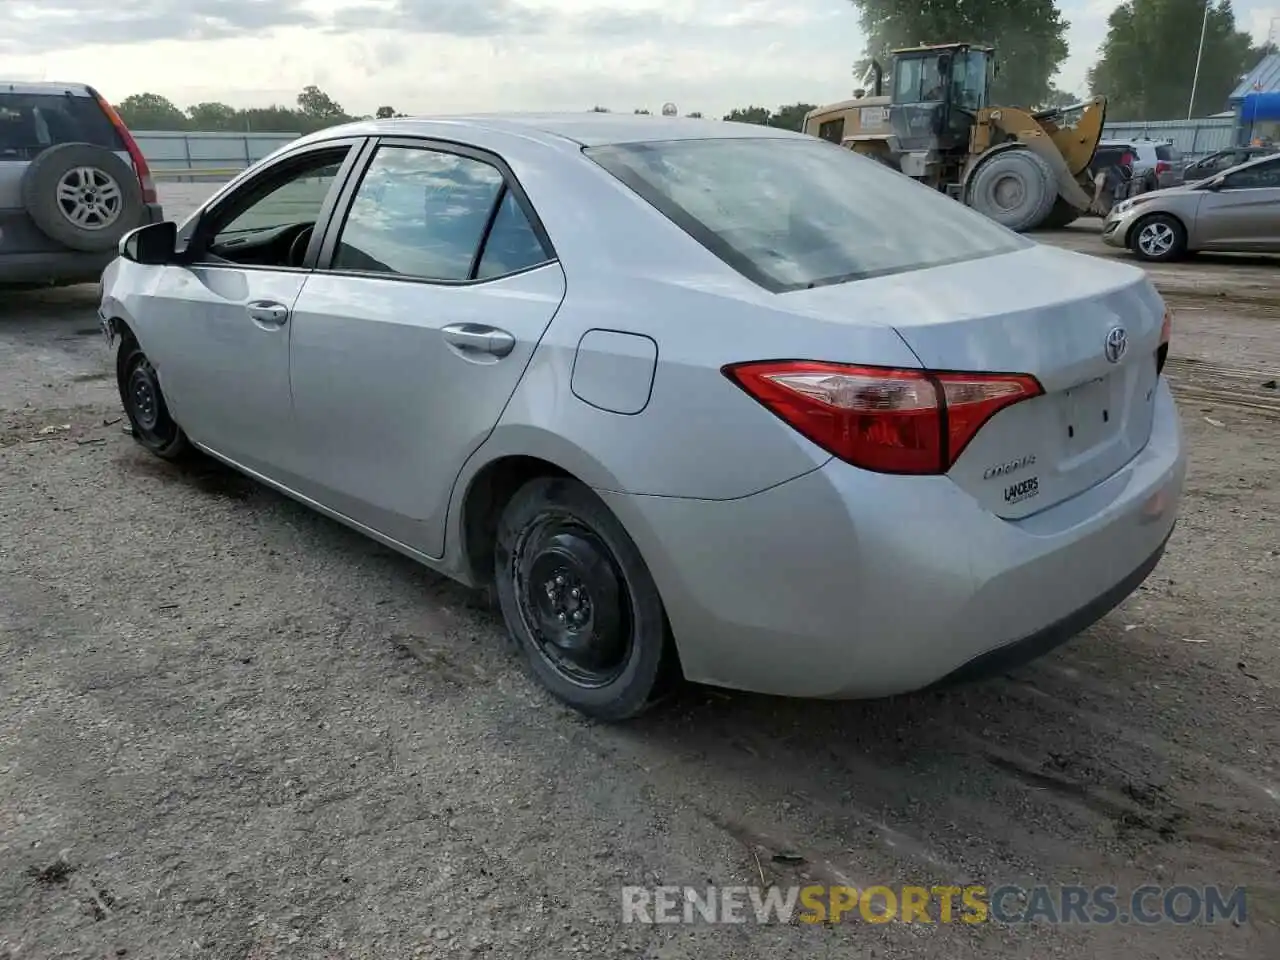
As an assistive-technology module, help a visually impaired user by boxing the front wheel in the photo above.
[494,477,675,720]
[1129,213,1187,263]
[117,337,191,460]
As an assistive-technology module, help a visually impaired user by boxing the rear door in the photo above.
[286,138,566,558]
[1194,157,1280,251]
[0,86,129,253]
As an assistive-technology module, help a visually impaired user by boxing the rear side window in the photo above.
[587,137,1028,293]
[0,93,123,161]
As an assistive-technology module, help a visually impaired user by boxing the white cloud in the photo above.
[2,0,1275,120]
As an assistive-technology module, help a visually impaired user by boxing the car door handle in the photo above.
[247,300,289,327]
[442,323,515,358]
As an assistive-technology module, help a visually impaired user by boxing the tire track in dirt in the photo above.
[1163,357,1280,418]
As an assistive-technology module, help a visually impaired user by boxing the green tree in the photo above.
[1088,0,1259,120]
[685,111,704,118]
[769,103,818,131]
[187,101,239,131]
[375,105,401,119]
[588,105,611,112]
[297,84,348,122]
[723,106,772,125]
[849,0,1070,106]
[634,108,652,114]
[115,92,188,130]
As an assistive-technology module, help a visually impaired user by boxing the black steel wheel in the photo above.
[117,337,190,460]
[495,477,676,720]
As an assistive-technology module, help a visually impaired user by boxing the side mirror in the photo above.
[119,221,178,265]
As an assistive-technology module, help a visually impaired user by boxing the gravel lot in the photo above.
[1,184,1277,959]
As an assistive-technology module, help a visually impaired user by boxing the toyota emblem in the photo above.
[1104,326,1128,363]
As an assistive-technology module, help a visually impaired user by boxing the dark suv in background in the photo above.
[1,81,163,288]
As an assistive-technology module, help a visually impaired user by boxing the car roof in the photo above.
[299,112,807,149]
[1,80,94,97]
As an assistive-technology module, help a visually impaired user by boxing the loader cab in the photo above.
[889,44,994,152]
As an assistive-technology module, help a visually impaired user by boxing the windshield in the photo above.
[586,137,1029,293]
[0,93,122,161]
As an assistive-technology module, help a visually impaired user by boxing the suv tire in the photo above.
[21,142,144,253]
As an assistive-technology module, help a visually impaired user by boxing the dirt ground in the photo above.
[1,187,1277,959]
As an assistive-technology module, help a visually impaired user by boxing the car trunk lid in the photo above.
[781,244,1165,518]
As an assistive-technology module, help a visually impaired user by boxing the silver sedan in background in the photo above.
[100,114,1184,720]
[1103,151,1280,261]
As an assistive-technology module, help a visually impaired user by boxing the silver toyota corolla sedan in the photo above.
[99,114,1185,720]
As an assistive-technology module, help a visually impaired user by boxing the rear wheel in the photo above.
[494,477,675,721]
[1129,213,1187,263]
[117,337,190,460]
[967,149,1057,232]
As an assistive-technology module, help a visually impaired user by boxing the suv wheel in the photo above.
[21,143,145,252]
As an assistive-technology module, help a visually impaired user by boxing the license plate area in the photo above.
[1061,375,1118,455]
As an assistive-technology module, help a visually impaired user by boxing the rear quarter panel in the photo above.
[457,135,926,501]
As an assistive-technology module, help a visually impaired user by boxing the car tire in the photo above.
[117,336,191,460]
[21,143,144,253]
[967,149,1058,232]
[494,476,676,721]
[1128,213,1187,263]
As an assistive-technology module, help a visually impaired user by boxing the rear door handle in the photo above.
[247,300,289,327]
[442,323,515,358]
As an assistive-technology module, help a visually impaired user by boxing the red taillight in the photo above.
[1157,307,1171,375]
[93,92,157,204]
[1155,160,1170,175]
[723,361,1043,475]
[1121,152,1134,166]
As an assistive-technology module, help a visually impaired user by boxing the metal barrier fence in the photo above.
[133,130,301,181]
[137,118,1242,178]
[1100,117,1237,159]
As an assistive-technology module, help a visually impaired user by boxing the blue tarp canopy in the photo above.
[1241,92,1280,123]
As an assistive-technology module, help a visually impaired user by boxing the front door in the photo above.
[1194,157,1280,251]
[287,140,566,558]
[139,143,359,478]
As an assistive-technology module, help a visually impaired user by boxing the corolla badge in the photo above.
[1104,326,1128,363]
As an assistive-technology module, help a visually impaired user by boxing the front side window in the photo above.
[215,157,345,240]
[332,146,507,281]
[587,136,1028,293]
[951,52,988,112]
[1223,158,1280,189]
[204,148,350,267]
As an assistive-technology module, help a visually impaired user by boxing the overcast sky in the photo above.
[4,0,1278,116]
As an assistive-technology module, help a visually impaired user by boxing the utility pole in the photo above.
[1187,0,1211,119]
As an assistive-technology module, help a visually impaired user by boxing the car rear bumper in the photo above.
[600,380,1185,699]
[0,202,163,287]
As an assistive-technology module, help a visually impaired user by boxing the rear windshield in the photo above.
[0,93,122,161]
[585,137,1029,293]
[1155,144,1180,161]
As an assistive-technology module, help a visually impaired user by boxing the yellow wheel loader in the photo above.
[803,43,1114,232]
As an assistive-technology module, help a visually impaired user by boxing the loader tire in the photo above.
[1039,197,1082,229]
[967,149,1057,232]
